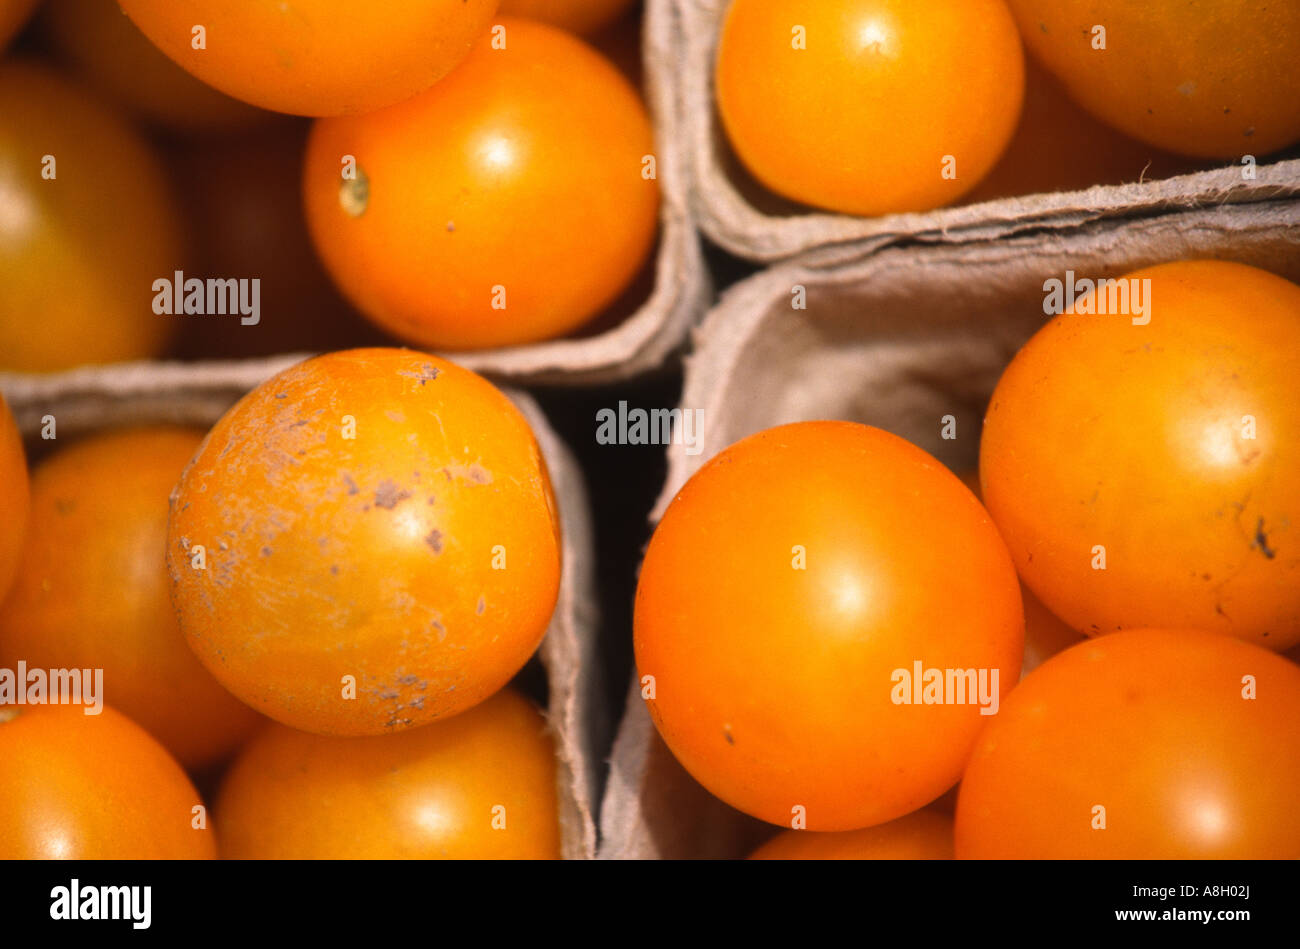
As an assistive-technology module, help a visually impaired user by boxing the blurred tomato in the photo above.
[167,349,562,736]
[217,689,560,858]
[0,60,183,371]
[981,260,1300,650]
[750,808,953,859]
[715,0,1024,215]
[0,427,264,770]
[0,395,27,603]
[304,18,658,351]
[0,704,216,859]
[0,0,36,51]
[118,0,499,117]
[500,0,636,36]
[957,629,1300,858]
[1005,0,1300,158]
[635,422,1023,830]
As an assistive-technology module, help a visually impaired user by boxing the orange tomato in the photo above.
[956,628,1300,858]
[42,0,274,135]
[635,422,1024,830]
[0,395,27,603]
[500,0,636,36]
[0,427,264,771]
[749,809,954,859]
[117,0,500,117]
[714,0,1025,215]
[0,60,183,371]
[0,0,36,50]
[1004,0,1300,159]
[217,688,559,858]
[981,260,1300,651]
[167,349,562,736]
[0,704,216,859]
[303,17,658,351]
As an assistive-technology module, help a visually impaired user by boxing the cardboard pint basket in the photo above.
[669,0,1300,264]
[597,198,1300,859]
[444,0,710,385]
[0,356,604,860]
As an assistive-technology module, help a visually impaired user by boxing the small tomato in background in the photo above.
[42,0,274,136]
[217,689,560,859]
[981,260,1300,651]
[0,704,217,859]
[167,349,562,736]
[0,61,184,371]
[117,0,500,117]
[635,422,1023,831]
[0,395,27,603]
[956,629,1300,858]
[714,0,1025,216]
[303,18,659,351]
[1004,0,1300,158]
[749,809,953,860]
[500,0,637,37]
[0,427,265,771]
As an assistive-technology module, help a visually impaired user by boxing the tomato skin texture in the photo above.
[1004,0,1300,159]
[304,18,659,351]
[749,809,953,859]
[216,689,560,859]
[500,0,636,36]
[117,0,500,117]
[0,61,182,371]
[0,704,216,859]
[635,422,1024,830]
[715,0,1025,216]
[956,629,1300,858]
[0,396,28,603]
[0,428,264,771]
[166,349,562,737]
[981,260,1300,651]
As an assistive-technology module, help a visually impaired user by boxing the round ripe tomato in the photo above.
[500,0,636,36]
[956,629,1300,858]
[303,17,659,351]
[1003,1,1300,159]
[117,0,499,117]
[0,395,28,603]
[0,704,216,859]
[0,61,183,372]
[217,689,560,858]
[42,0,273,135]
[635,422,1024,830]
[166,349,562,737]
[714,0,1025,216]
[749,809,953,859]
[981,260,1300,650]
[0,0,36,50]
[0,427,264,771]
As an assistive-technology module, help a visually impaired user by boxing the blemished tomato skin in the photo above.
[715,0,1025,216]
[0,396,27,604]
[117,0,500,117]
[166,349,562,737]
[635,422,1024,830]
[0,61,183,371]
[749,809,954,859]
[500,0,636,36]
[1003,0,1300,159]
[0,704,216,859]
[216,689,560,859]
[0,428,265,771]
[303,17,659,352]
[980,260,1300,651]
[955,629,1300,859]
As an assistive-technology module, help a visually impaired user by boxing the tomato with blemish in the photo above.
[117,0,499,117]
[0,395,27,604]
[749,808,954,859]
[166,348,562,736]
[956,628,1300,858]
[981,260,1300,651]
[216,689,560,858]
[0,704,216,859]
[635,421,1024,830]
[303,17,659,351]
[0,427,264,771]
[714,0,1025,215]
